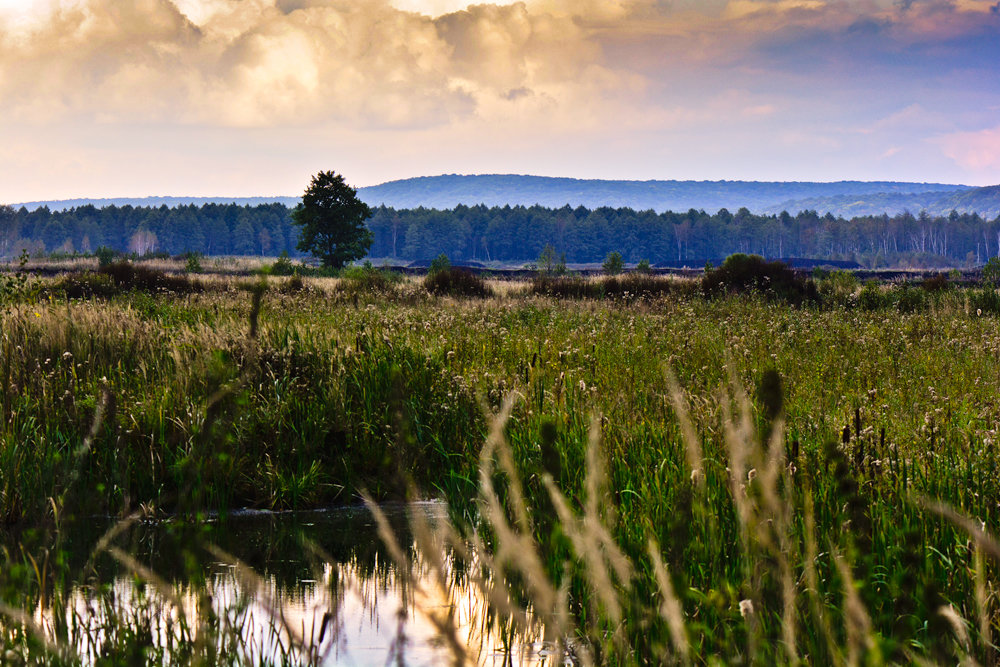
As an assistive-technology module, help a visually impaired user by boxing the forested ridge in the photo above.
[3,201,1000,267]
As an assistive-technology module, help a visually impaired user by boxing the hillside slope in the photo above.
[12,174,991,216]
[355,174,966,213]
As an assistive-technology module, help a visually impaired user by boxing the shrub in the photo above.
[183,252,203,274]
[537,244,567,276]
[268,252,297,276]
[602,251,624,276]
[95,245,117,268]
[969,288,1000,316]
[424,267,493,298]
[530,275,598,299]
[601,273,672,299]
[99,261,201,294]
[816,269,858,307]
[428,253,451,275]
[702,253,815,304]
[281,273,305,293]
[983,257,1000,286]
[338,262,402,295]
[54,272,118,299]
[635,258,652,274]
[893,284,928,313]
[922,273,949,292]
[857,281,884,310]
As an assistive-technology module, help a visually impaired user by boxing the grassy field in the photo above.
[3,263,1000,664]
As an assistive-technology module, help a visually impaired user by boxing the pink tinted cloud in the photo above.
[940,125,1000,171]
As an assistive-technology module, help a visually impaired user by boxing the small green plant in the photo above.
[428,253,451,275]
[0,248,31,301]
[338,262,402,295]
[95,245,116,268]
[184,251,203,274]
[635,258,652,274]
[538,244,567,276]
[858,281,883,310]
[602,251,624,276]
[982,257,1000,286]
[268,251,297,276]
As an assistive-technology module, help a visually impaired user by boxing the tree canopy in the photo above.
[291,171,373,269]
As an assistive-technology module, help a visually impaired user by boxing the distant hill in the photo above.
[769,184,1000,218]
[933,185,1000,219]
[355,174,969,213]
[10,196,300,212]
[12,174,999,217]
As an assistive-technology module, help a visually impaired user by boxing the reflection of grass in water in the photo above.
[0,505,533,666]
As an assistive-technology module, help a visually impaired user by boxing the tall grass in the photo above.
[2,274,1000,663]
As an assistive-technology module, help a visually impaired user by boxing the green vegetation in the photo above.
[424,253,492,298]
[602,250,624,275]
[291,171,373,269]
[4,266,1000,663]
[7,198,1000,268]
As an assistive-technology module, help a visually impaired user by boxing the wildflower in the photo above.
[739,599,754,618]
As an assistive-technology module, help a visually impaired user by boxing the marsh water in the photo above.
[15,501,558,666]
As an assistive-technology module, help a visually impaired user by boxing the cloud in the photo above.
[2,0,999,200]
[939,125,1000,171]
[0,0,636,129]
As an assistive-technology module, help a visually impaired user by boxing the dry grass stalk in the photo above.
[665,368,704,486]
[803,492,843,665]
[105,546,185,613]
[938,604,976,664]
[833,550,877,667]
[477,395,562,624]
[646,538,690,662]
[975,546,995,667]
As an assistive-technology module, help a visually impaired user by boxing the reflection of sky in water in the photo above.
[30,502,560,666]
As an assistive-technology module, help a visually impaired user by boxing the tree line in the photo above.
[3,201,1000,267]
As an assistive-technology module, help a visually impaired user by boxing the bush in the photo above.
[424,267,493,298]
[857,282,884,310]
[892,284,928,313]
[816,269,859,308]
[95,245,117,268]
[267,252,297,276]
[983,257,1000,286]
[428,253,451,275]
[602,251,624,276]
[279,273,305,293]
[969,288,1000,316]
[99,261,202,294]
[183,252,203,274]
[537,244,567,276]
[601,273,672,299]
[338,263,402,295]
[54,272,118,299]
[530,275,598,299]
[922,273,950,292]
[702,254,816,304]
[635,258,652,274]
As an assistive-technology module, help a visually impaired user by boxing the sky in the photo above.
[0,0,998,201]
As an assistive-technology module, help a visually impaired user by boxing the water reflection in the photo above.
[19,502,558,666]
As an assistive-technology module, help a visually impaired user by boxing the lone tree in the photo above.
[292,171,373,269]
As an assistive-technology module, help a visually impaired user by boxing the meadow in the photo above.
[3,259,1000,664]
